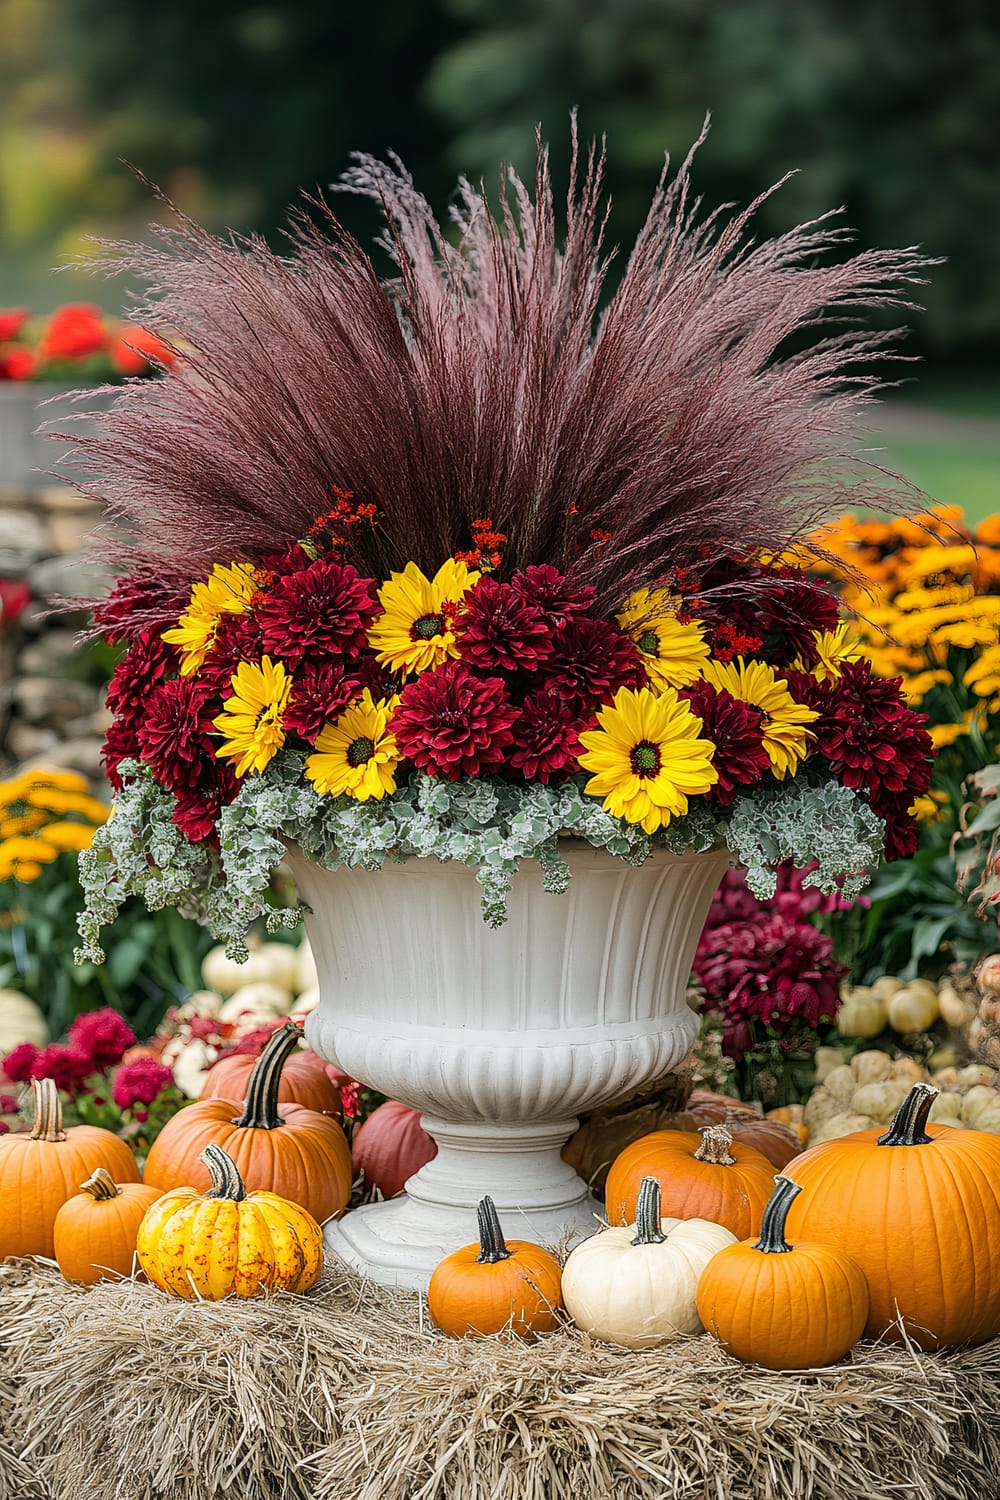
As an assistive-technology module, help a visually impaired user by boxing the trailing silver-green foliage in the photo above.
[76,755,881,960]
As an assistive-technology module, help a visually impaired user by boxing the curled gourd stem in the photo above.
[876,1082,938,1147]
[79,1167,121,1201]
[232,1021,302,1131]
[201,1143,248,1201]
[631,1176,667,1246]
[29,1078,67,1143]
[475,1196,512,1264]
[753,1174,802,1254]
[694,1124,736,1166]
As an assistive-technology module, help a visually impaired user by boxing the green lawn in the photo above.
[870,382,1000,527]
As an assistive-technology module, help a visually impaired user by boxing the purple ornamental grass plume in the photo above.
[61,121,934,614]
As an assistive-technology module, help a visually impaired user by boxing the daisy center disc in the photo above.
[412,613,445,640]
[347,735,375,767]
[637,629,660,655]
[630,740,661,777]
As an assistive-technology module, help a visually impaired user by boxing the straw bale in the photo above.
[1,1255,997,1500]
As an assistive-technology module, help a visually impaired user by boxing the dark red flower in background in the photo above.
[259,559,376,664]
[454,575,553,674]
[2,1042,39,1083]
[112,1057,174,1109]
[38,303,107,361]
[29,1044,96,1093]
[681,680,770,806]
[393,661,518,779]
[0,347,35,380]
[0,308,29,342]
[509,689,586,783]
[543,616,644,707]
[68,1007,136,1067]
[0,578,31,624]
[510,566,596,629]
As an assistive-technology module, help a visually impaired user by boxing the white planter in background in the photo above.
[295,841,728,1290]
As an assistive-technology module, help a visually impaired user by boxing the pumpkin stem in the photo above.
[475,1196,513,1264]
[753,1175,801,1254]
[876,1082,938,1147]
[232,1021,302,1130]
[79,1167,121,1202]
[694,1124,736,1166]
[201,1143,248,1201]
[28,1077,67,1143]
[631,1176,668,1246]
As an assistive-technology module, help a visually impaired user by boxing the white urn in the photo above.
[294,840,728,1290]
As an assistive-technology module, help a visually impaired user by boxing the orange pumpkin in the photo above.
[427,1197,564,1339]
[53,1167,163,1285]
[352,1101,437,1199]
[0,1079,141,1260]
[696,1173,869,1368]
[605,1124,775,1240]
[199,1023,341,1116]
[766,1105,809,1148]
[784,1082,1000,1348]
[143,1021,352,1225]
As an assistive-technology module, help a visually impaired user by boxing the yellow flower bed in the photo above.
[0,770,109,884]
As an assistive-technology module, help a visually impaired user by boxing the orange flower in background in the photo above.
[108,326,177,376]
[38,302,107,361]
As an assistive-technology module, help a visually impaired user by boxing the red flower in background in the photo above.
[393,661,518,779]
[2,1042,39,1083]
[107,326,176,375]
[30,1044,95,1093]
[0,347,35,380]
[0,308,29,342]
[112,1057,174,1109]
[38,303,107,361]
[0,578,31,624]
[68,1007,136,1067]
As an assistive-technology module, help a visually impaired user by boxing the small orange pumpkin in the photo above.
[53,1168,163,1285]
[696,1174,869,1368]
[0,1079,140,1260]
[199,1024,341,1116]
[784,1082,1000,1348]
[144,1022,352,1225]
[605,1124,775,1240]
[427,1197,563,1339]
[766,1105,809,1148]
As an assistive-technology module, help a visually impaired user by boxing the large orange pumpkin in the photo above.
[696,1173,869,1369]
[352,1101,437,1199]
[53,1167,163,1285]
[143,1022,352,1225]
[784,1082,1000,1348]
[199,1023,341,1116]
[605,1124,775,1240]
[0,1079,140,1260]
[427,1196,563,1339]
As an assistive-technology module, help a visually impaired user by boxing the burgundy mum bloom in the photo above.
[139,677,219,794]
[105,630,174,727]
[509,689,586,783]
[112,1057,174,1110]
[454,575,553,674]
[284,661,366,742]
[681,680,770,806]
[543,616,644,707]
[171,772,238,843]
[393,661,518,779]
[102,716,142,792]
[69,1007,137,1066]
[198,613,266,695]
[258,559,376,664]
[30,1044,95,1093]
[701,566,840,667]
[2,1042,39,1083]
[510,566,596,628]
[94,574,187,643]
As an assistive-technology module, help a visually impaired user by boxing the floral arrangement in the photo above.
[67,133,936,958]
[0,302,174,382]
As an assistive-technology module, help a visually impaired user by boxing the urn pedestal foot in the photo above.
[326,1117,597,1290]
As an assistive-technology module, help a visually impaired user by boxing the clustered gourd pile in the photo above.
[3,1005,1000,1369]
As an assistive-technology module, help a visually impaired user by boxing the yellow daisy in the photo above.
[214,656,292,777]
[0,835,60,882]
[577,685,718,834]
[616,589,710,691]
[965,646,1000,698]
[701,658,817,779]
[163,561,261,675]
[305,691,402,802]
[367,559,480,676]
[24,787,110,822]
[794,623,864,683]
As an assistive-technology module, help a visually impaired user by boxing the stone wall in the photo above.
[0,483,111,791]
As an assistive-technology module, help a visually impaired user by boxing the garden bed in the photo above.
[2,1257,997,1500]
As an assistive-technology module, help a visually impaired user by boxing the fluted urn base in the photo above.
[292,841,728,1291]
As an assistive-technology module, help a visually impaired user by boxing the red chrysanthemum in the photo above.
[393,661,518,779]
[105,630,174,727]
[0,308,29,342]
[680,680,770,806]
[510,565,596,628]
[30,1044,96,1093]
[2,1042,39,1083]
[700,565,839,667]
[0,347,35,380]
[258,559,376,664]
[284,661,367,742]
[454,575,553,674]
[38,302,107,361]
[69,1007,137,1067]
[112,1057,174,1109]
[102,716,142,792]
[509,689,586,783]
[543,616,644,707]
[138,677,219,794]
[94,574,188,643]
[198,613,266,695]
[171,773,238,843]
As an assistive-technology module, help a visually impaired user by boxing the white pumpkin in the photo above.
[888,985,939,1034]
[250,943,299,994]
[218,981,293,1025]
[937,983,978,1029]
[561,1177,737,1348]
[837,988,887,1039]
[201,942,262,997]
[0,990,49,1053]
[961,1084,1000,1126]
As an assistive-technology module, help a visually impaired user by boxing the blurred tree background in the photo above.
[1,0,998,369]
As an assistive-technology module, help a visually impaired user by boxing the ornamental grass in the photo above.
[2,1256,997,1500]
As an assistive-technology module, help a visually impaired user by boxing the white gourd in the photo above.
[0,990,49,1052]
[218,981,293,1025]
[887,986,939,1034]
[837,989,887,1039]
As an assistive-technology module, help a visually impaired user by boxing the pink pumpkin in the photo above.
[352,1101,437,1199]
